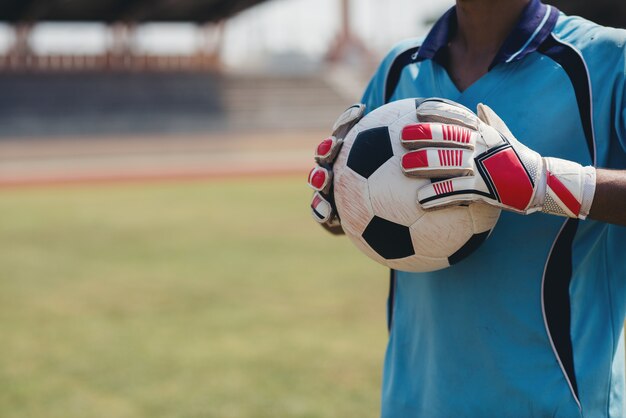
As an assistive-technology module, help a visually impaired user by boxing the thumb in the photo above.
[476,103,515,138]
[332,104,366,138]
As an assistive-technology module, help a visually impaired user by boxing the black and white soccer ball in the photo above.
[333,98,500,272]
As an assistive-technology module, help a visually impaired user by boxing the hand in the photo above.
[400,98,596,219]
[307,104,366,234]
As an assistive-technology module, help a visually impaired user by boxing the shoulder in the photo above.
[373,37,424,78]
[364,37,424,89]
[361,37,424,112]
[549,13,626,163]
[553,13,626,61]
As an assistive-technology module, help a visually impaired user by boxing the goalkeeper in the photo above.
[308,0,626,416]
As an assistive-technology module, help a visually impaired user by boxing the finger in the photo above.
[417,176,481,209]
[415,98,479,130]
[307,165,332,193]
[311,192,335,224]
[401,147,474,178]
[332,103,366,137]
[401,123,476,150]
[315,136,343,164]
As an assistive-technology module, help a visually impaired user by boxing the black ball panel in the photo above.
[362,216,415,259]
[447,230,490,265]
[346,127,394,179]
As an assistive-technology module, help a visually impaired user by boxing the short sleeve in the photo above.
[360,38,423,116]
[360,74,384,116]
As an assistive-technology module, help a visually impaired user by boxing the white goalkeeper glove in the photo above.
[400,98,596,219]
[307,104,366,234]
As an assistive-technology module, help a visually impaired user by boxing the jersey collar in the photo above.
[415,0,560,69]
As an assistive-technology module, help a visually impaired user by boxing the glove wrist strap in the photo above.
[579,165,597,219]
[540,157,596,219]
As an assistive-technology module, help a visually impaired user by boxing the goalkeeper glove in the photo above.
[307,104,366,234]
[400,98,596,219]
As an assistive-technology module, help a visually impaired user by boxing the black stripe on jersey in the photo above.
[538,34,596,165]
[536,33,596,409]
[542,219,581,404]
[384,46,421,104]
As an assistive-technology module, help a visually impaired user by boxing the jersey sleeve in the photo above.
[360,72,385,116]
[361,38,422,116]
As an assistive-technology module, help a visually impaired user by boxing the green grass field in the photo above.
[0,176,388,418]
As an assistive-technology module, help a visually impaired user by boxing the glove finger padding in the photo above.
[418,176,483,209]
[402,147,474,178]
[311,192,334,223]
[315,136,342,165]
[401,123,476,150]
[310,192,343,234]
[307,165,332,193]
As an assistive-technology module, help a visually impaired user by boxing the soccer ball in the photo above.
[333,98,500,272]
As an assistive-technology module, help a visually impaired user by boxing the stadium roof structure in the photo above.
[0,0,270,23]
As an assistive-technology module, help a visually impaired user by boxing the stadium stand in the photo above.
[0,72,348,138]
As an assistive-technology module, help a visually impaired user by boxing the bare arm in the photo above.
[588,169,626,226]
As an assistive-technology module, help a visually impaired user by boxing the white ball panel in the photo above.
[334,167,373,236]
[387,254,450,273]
[387,110,420,157]
[334,126,359,174]
[368,156,426,226]
[362,99,417,131]
[409,206,474,258]
[469,202,501,233]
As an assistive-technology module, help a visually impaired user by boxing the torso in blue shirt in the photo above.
[361,1,626,416]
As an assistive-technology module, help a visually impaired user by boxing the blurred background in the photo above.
[0,1,621,417]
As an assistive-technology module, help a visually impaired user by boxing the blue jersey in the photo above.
[361,1,626,416]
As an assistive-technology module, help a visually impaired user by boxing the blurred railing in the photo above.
[0,53,221,72]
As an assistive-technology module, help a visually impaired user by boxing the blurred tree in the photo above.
[549,0,626,28]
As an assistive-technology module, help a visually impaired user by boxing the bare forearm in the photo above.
[588,169,626,226]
